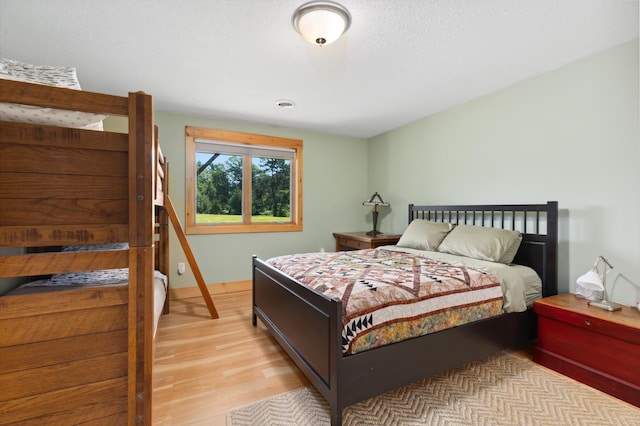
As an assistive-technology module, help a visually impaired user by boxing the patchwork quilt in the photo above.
[267,249,504,355]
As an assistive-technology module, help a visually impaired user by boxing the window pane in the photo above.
[251,157,291,223]
[195,152,243,223]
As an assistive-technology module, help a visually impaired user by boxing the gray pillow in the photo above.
[397,219,454,251]
[437,225,522,264]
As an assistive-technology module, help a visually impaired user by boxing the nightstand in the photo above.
[533,294,640,407]
[332,232,401,251]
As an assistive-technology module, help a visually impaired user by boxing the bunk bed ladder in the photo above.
[165,196,219,319]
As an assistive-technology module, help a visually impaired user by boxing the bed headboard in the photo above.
[408,201,558,297]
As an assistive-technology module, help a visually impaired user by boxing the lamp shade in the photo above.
[576,270,604,291]
[292,1,351,46]
[362,192,389,207]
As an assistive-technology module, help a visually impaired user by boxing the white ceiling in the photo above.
[0,0,638,138]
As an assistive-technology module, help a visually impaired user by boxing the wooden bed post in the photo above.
[128,91,155,425]
[165,196,219,319]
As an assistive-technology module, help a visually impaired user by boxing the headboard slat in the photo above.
[408,201,558,297]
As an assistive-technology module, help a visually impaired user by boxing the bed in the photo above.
[0,64,168,425]
[252,201,558,425]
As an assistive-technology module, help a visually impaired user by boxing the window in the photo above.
[185,126,302,234]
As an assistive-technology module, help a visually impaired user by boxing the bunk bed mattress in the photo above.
[0,57,105,130]
[13,270,167,336]
[266,247,541,355]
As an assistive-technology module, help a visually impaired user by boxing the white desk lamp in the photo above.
[576,256,621,311]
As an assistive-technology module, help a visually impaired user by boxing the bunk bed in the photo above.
[0,77,168,425]
[253,201,558,425]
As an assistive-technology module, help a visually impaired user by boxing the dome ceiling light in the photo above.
[292,1,351,46]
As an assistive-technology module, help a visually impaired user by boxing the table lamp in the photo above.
[576,255,622,311]
[363,192,389,236]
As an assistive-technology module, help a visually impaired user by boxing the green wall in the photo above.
[104,39,639,307]
[368,39,639,306]
[152,112,368,288]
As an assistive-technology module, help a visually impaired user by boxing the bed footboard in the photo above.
[252,256,536,425]
[252,256,343,422]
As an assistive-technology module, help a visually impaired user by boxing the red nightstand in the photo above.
[533,294,640,407]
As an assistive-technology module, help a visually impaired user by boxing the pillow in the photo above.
[0,58,105,130]
[497,233,523,264]
[437,225,522,264]
[0,58,83,89]
[396,219,454,251]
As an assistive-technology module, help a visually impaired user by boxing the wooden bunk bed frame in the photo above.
[0,80,167,425]
[252,201,558,425]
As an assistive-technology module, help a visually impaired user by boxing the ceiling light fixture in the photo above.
[292,1,351,47]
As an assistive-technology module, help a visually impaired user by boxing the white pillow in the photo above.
[397,219,454,251]
[0,58,83,89]
[0,58,105,130]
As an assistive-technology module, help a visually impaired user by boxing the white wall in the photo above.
[368,39,639,306]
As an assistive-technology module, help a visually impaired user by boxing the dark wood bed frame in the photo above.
[252,201,558,425]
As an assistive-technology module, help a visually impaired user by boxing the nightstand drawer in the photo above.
[337,237,369,250]
[333,232,401,251]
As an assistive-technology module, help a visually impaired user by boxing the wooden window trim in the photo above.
[185,126,303,234]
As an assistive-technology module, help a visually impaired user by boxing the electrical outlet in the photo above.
[177,262,186,275]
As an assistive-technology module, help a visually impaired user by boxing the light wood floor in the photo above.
[152,290,309,425]
[152,290,535,425]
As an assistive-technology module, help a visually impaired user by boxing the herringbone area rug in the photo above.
[227,352,639,425]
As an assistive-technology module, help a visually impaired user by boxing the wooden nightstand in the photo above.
[332,232,401,251]
[533,294,640,407]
